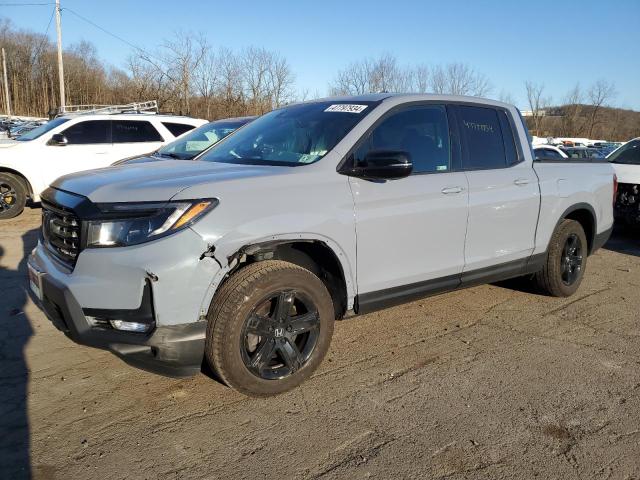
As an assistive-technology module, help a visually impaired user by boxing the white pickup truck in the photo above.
[29,94,615,396]
[0,112,206,219]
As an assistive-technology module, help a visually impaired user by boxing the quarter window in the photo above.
[162,122,196,137]
[354,105,451,174]
[62,120,111,144]
[112,121,163,143]
[457,106,508,170]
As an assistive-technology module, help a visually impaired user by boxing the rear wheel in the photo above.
[535,219,587,297]
[205,260,335,397]
[0,173,27,220]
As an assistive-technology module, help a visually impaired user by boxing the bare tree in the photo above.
[525,81,551,135]
[586,79,616,138]
[429,63,492,97]
[560,83,583,136]
[498,89,515,105]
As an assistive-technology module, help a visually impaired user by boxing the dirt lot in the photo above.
[1,208,639,480]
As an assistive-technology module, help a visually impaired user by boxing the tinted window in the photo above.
[201,102,376,166]
[457,106,507,170]
[498,110,519,165]
[535,148,563,160]
[112,121,163,143]
[62,120,111,144]
[354,105,451,174]
[162,122,196,137]
[608,140,640,165]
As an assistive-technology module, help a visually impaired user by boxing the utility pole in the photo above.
[55,0,66,112]
[1,48,10,119]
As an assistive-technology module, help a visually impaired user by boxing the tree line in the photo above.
[1,17,638,141]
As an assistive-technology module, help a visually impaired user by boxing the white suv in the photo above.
[0,113,206,218]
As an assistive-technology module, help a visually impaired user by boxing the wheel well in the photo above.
[0,168,33,198]
[228,241,348,319]
[564,208,595,254]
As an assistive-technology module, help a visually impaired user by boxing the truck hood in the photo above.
[52,160,291,203]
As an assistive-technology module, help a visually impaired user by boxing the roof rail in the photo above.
[54,101,158,117]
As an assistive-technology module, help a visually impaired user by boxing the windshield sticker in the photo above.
[325,104,368,114]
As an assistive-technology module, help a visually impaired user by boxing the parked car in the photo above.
[0,113,206,219]
[561,146,605,159]
[111,116,255,166]
[533,145,569,161]
[608,138,640,226]
[28,94,615,396]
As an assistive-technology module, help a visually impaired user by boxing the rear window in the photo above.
[112,120,163,143]
[457,106,508,170]
[609,140,640,165]
[162,122,196,137]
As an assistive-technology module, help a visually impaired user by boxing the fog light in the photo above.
[110,320,152,333]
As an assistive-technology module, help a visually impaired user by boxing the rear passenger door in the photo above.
[110,120,166,162]
[349,104,469,309]
[454,105,539,273]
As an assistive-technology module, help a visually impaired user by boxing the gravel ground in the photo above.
[1,208,639,480]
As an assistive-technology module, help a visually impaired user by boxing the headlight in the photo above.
[86,199,218,247]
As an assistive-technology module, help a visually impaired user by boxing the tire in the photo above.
[205,260,335,397]
[0,173,27,220]
[535,219,588,297]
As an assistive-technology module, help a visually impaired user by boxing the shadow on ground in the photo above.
[603,226,640,257]
[0,227,39,479]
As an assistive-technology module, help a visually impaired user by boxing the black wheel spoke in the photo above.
[250,338,276,372]
[274,291,295,323]
[560,233,583,286]
[245,315,272,336]
[278,338,303,372]
[288,311,319,335]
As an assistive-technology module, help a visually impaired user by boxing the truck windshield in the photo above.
[608,139,640,165]
[15,117,70,141]
[199,101,377,166]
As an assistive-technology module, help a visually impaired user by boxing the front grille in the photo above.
[42,201,81,267]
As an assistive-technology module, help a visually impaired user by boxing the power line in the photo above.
[61,7,162,63]
[0,2,54,5]
[32,5,55,59]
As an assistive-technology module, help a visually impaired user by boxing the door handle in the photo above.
[441,186,464,194]
[514,178,530,186]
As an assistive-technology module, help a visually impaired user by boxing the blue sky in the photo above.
[4,0,640,110]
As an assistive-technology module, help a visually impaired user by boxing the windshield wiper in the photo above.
[157,152,184,159]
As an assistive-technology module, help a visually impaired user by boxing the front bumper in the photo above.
[28,225,220,378]
[30,264,206,377]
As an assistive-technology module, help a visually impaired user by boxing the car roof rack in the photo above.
[54,101,158,117]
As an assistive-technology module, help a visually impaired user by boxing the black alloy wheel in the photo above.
[241,290,320,380]
[0,181,17,213]
[560,233,583,286]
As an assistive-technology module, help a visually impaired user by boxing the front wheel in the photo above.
[205,260,335,397]
[535,219,588,297]
[0,173,27,220]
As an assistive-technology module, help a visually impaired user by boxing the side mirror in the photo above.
[350,150,413,180]
[48,133,68,146]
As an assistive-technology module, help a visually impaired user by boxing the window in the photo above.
[200,101,376,166]
[112,120,163,143]
[497,110,519,165]
[535,148,563,160]
[162,122,196,137]
[62,120,111,144]
[16,117,70,141]
[158,120,247,160]
[457,106,508,170]
[353,105,451,174]
[608,140,640,165]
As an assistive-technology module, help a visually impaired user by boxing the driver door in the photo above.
[44,119,113,186]
[349,104,469,312]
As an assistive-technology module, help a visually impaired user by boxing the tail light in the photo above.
[613,173,618,206]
